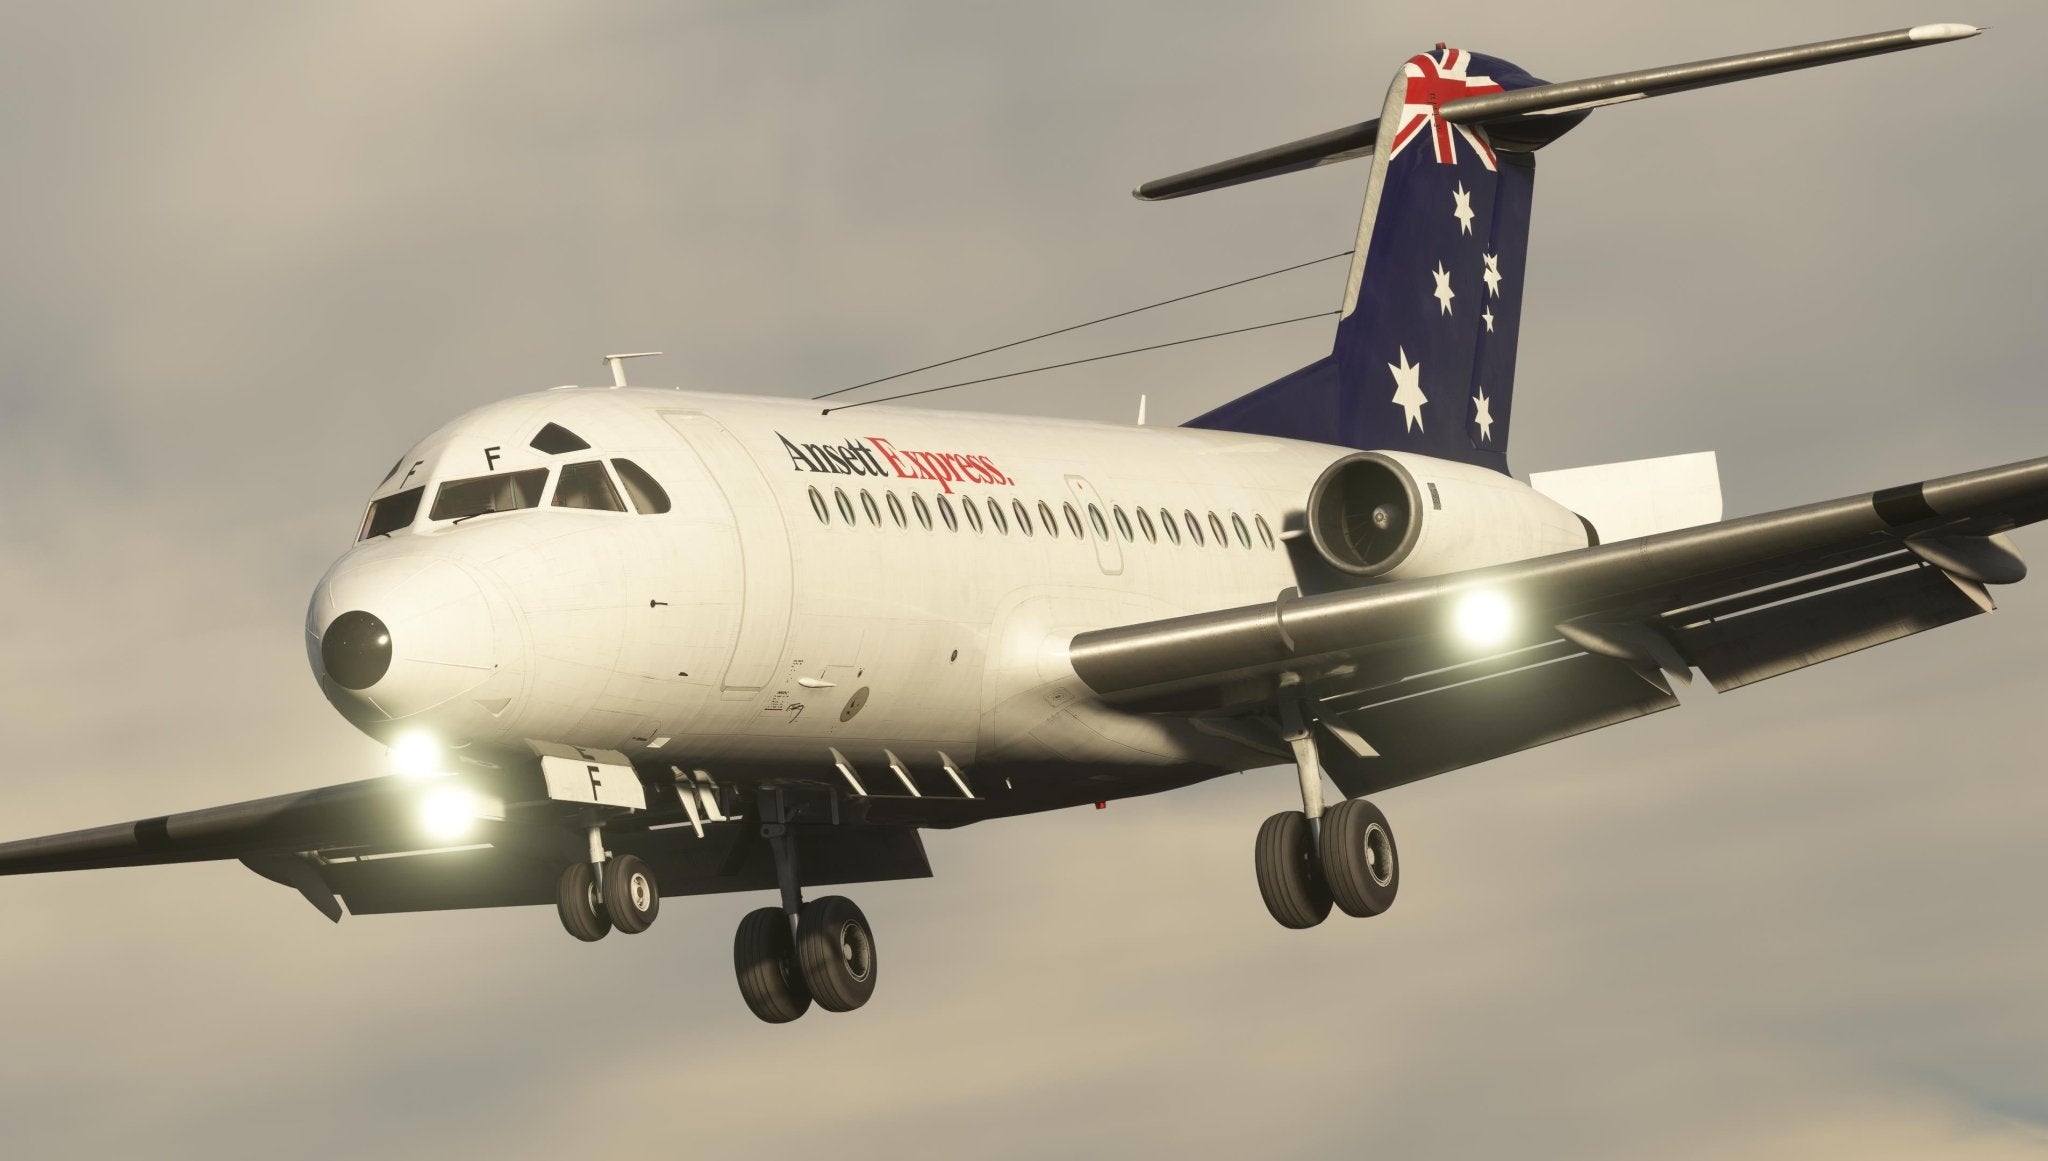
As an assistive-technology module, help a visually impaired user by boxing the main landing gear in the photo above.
[1253,702,1400,929]
[733,821,879,1024]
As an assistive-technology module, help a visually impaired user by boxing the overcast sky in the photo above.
[3,2,2047,1158]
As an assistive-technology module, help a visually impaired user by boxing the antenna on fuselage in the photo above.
[1136,394,1148,426]
[603,351,663,387]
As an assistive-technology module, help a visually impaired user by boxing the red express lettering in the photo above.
[868,436,1012,492]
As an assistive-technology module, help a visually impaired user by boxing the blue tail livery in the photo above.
[1150,27,1982,473]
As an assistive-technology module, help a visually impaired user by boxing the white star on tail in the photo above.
[1431,262,1455,315]
[1389,347,1427,431]
[1472,388,1495,441]
[1452,183,1475,234]
[1482,252,1503,297]
[1482,308,1494,333]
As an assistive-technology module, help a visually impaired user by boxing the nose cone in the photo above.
[320,610,392,690]
[308,552,505,724]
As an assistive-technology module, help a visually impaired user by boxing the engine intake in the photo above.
[1305,451,1591,581]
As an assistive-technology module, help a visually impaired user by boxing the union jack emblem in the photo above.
[1386,48,1504,170]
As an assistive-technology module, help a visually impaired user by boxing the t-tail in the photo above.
[1154,24,1981,475]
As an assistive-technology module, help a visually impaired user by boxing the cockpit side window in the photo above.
[360,487,424,539]
[429,468,548,522]
[611,459,671,514]
[553,460,626,512]
[530,423,591,454]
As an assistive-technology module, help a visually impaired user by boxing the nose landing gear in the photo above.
[554,825,661,941]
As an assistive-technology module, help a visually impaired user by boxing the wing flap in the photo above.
[1673,562,1989,692]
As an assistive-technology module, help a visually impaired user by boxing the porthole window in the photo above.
[1088,504,1110,540]
[860,489,881,525]
[1112,505,1134,541]
[937,494,958,531]
[835,488,856,524]
[987,497,1008,534]
[1231,512,1251,548]
[1038,501,1059,538]
[1012,499,1033,537]
[1255,514,1275,549]
[962,496,984,532]
[886,491,907,528]
[1064,502,1085,539]
[1208,512,1227,547]
[1136,506,1157,543]
[1184,510,1204,546]
[612,459,671,514]
[809,486,830,524]
[1160,508,1181,545]
[913,493,934,530]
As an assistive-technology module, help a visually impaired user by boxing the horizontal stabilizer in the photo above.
[1134,24,1978,201]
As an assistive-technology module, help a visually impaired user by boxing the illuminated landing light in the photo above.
[418,785,500,841]
[389,731,444,777]
[1453,590,1514,648]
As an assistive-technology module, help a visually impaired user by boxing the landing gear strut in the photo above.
[733,815,879,1023]
[1253,701,1399,928]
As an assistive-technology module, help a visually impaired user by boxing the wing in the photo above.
[1070,456,2048,797]
[0,768,931,921]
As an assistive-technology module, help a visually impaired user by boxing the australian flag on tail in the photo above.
[1185,48,1561,476]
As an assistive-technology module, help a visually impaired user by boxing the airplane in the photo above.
[2,22,2036,1025]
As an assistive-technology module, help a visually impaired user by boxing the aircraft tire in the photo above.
[1321,798,1399,918]
[555,861,612,942]
[1255,810,1333,929]
[734,906,812,1024]
[603,854,659,934]
[796,895,878,1013]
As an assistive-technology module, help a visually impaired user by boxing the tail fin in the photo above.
[1166,25,1982,473]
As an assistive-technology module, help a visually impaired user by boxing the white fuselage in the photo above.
[306,386,1577,802]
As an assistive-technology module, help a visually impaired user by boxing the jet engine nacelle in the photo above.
[1305,450,1592,581]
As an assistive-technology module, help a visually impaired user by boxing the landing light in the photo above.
[418,785,500,841]
[388,731,444,777]
[1453,590,1514,648]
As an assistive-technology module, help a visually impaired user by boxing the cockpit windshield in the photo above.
[430,468,549,523]
[359,487,423,540]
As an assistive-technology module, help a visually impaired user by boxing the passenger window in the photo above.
[1064,503,1084,539]
[1160,507,1181,545]
[860,489,881,525]
[1184,510,1204,546]
[1136,506,1156,543]
[612,459,671,514]
[835,488,856,524]
[987,498,1008,534]
[962,497,984,532]
[530,423,590,454]
[361,486,424,539]
[886,491,907,528]
[913,493,934,530]
[809,486,830,524]
[431,468,549,522]
[1012,499,1033,537]
[1088,504,1110,540]
[1112,506,1133,541]
[1038,501,1059,538]
[1231,513,1251,548]
[1255,514,1275,549]
[1207,512,1227,547]
[937,494,958,531]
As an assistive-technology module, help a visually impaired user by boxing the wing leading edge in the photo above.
[1070,455,2048,792]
